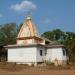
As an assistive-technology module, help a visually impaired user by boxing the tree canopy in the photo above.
[0,23,18,46]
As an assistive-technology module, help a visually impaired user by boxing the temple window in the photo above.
[40,50,43,56]
[63,49,66,56]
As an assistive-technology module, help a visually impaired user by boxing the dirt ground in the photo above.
[0,62,75,75]
[0,69,75,75]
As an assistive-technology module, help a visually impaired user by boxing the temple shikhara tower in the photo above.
[17,15,45,45]
[5,15,67,66]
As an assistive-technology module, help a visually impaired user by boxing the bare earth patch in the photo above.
[0,62,75,75]
[0,69,75,75]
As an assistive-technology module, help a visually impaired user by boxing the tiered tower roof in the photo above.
[17,15,38,39]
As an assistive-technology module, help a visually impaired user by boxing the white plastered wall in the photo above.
[46,47,67,62]
[7,47,37,63]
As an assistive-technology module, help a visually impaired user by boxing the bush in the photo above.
[45,60,54,66]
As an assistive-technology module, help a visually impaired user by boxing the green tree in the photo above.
[42,31,54,40]
[63,32,75,62]
[0,23,18,46]
[42,29,65,41]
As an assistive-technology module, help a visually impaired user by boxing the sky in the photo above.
[0,0,75,34]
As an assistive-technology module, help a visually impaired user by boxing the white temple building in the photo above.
[5,15,67,66]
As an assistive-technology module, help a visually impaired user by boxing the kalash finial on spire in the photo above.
[26,11,32,20]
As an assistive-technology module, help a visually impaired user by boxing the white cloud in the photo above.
[0,14,3,18]
[10,0,36,12]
